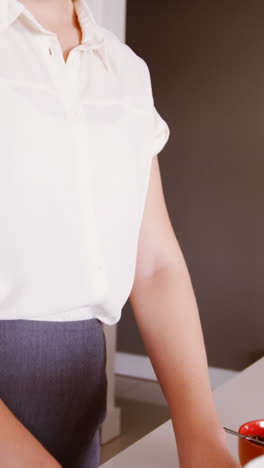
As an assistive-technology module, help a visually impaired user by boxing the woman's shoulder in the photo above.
[98,25,149,74]
[98,25,153,107]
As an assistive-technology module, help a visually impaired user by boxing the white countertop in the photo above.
[100,357,264,467]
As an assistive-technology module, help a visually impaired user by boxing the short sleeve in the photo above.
[152,106,170,157]
[117,41,170,158]
[142,59,170,157]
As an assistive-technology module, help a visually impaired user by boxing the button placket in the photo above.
[42,35,82,120]
[64,116,108,290]
[66,55,84,122]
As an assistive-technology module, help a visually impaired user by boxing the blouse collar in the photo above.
[0,0,111,71]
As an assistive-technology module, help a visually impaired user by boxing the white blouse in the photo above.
[0,0,170,324]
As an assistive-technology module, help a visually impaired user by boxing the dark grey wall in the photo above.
[117,0,262,371]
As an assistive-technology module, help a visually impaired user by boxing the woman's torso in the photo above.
[0,0,168,324]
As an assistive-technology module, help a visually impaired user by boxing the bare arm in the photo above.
[129,156,240,467]
[0,399,62,468]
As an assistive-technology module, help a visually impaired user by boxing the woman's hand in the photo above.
[0,399,63,468]
[180,446,241,468]
[179,429,241,468]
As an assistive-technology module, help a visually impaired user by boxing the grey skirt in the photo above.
[0,318,107,468]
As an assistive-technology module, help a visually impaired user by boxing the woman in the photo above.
[0,0,240,467]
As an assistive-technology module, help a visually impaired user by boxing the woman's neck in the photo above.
[18,0,77,30]
[18,0,82,62]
